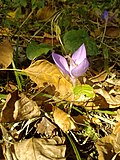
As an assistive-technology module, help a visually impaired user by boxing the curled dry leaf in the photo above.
[53,106,76,132]
[0,39,13,68]
[96,118,120,160]
[96,134,120,160]
[2,136,66,160]
[14,94,41,121]
[36,117,57,136]
[24,60,73,100]
[94,88,120,108]
[89,65,114,83]
[0,90,20,123]
[0,91,40,122]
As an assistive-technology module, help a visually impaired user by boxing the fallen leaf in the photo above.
[0,39,13,68]
[96,134,120,160]
[106,73,120,86]
[89,65,114,83]
[105,26,120,38]
[36,6,55,20]
[36,117,57,136]
[24,59,73,100]
[96,119,120,160]
[53,106,76,132]
[42,32,59,45]
[94,88,120,107]
[14,94,41,121]
[0,91,40,122]
[7,9,17,19]
[2,136,66,160]
[0,90,20,123]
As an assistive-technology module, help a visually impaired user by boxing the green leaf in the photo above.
[73,84,95,101]
[26,41,52,60]
[20,0,27,7]
[63,29,88,53]
[63,29,98,56]
[85,38,98,56]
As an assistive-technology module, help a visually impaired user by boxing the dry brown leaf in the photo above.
[53,106,76,132]
[94,88,120,107]
[0,39,13,68]
[72,115,87,124]
[0,91,40,122]
[36,6,55,20]
[89,65,114,83]
[96,119,120,160]
[24,60,73,100]
[2,136,66,160]
[106,26,120,38]
[14,94,41,121]
[0,90,20,123]
[113,122,120,135]
[36,117,57,136]
[0,144,4,160]
[96,134,120,160]
[106,75,120,86]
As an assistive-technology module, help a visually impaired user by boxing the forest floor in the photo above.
[0,0,120,160]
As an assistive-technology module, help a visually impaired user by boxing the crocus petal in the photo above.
[72,44,87,65]
[71,58,89,77]
[52,52,70,75]
[102,10,108,20]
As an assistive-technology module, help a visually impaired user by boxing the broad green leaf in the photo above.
[85,38,98,56]
[73,84,95,101]
[26,41,52,60]
[63,29,98,56]
[63,29,88,53]
[20,0,27,7]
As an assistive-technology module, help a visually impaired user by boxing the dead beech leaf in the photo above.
[106,26,120,38]
[0,39,13,68]
[94,88,120,107]
[24,60,73,100]
[96,134,120,160]
[113,122,120,135]
[106,74,120,86]
[89,65,114,83]
[2,136,66,160]
[36,117,57,136]
[36,6,55,20]
[0,90,20,123]
[14,94,41,121]
[53,106,76,132]
[0,91,40,122]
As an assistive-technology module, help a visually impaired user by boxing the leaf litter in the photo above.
[0,0,120,160]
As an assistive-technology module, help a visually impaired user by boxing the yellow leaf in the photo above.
[54,24,61,36]
[24,59,73,100]
[7,10,17,19]
[0,39,13,68]
[53,106,76,132]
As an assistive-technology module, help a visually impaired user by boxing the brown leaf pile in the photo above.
[2,136,66,160]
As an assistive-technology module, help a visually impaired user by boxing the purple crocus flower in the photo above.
[102,10,108,20]
[52,44,89,81]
